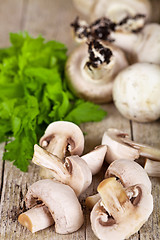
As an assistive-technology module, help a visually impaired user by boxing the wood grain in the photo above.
[0,0,159,239]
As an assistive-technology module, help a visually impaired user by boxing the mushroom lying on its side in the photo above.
[102,128,160,161]
[102,128,139,164]
[86,158,152,209]
[113,63,160,122]
[72,0,153,23]
[71,17,160,65]
[91,178,153,240]
[32,145,92,197]
[65,40,128,103]
[39,121,84,160]
[105,159,152,192]
[18,179,84,234]
[111,23,160,65]
[90,0,151,23]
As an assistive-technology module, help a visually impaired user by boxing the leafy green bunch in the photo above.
[0,32,107,171]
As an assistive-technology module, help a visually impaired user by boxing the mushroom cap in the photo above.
[113,63,160,122]
[105,159,152,193]
[91,0,151,23]
[32,145,92,196]
[102,128,139,163]
[91,179,153,240]
[82,145,107,175]
[25,179,84,234]
[65,42,128,103]
[135,23,160,65]
[39,121,84,159]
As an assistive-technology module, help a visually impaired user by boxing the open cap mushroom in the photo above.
[101,128,139,164]
[18,179,84,234]
[90,177,153,240]
[82,145,107,175]
[113,63,160,122]
[65,40,128,103]
[32,144,92,196]
[39,121,84,160]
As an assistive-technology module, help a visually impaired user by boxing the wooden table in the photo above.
[0,0,159,239]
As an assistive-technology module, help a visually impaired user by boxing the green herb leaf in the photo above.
[0,32,107,171]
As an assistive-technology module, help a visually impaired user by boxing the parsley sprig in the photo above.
[0,32,107,171]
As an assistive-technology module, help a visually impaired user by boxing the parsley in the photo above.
[0,32,107,171]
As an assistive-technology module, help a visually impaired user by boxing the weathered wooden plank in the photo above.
[0,143,5,198]
[131,120,160,240]
[0,0,24,47]
[24,0,82,52]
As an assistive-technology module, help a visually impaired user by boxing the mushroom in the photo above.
[144,159,160,177]
[72,0,153,23]
[113,63,160,122]
[134,23,160,65]
[90,0,151,23]
[71,17,160,65]
[101,128,139,164]
[39,121,84,160]
[18,179,84,234]
[111,22,160,65]
[102,128,160,163]
[65,40,128,103]
[105,159,152,192]
[90,177,153,240]
[32,144,92,197]
[86,158,152,209]
[82,145,107,175]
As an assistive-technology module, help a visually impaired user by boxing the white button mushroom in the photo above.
[66,40,128,103]
[32,144,92,197]
[90,0,151,23]
[72,0,153,23]
[113,63,160,122]
[90,177,153,240]
[18,179,84,234]
[39,121,84,160]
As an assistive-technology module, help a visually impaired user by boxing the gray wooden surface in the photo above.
[0,1,159,239]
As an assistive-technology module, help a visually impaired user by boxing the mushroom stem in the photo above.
[33,144,70,179]
[84,40,113,81]
[98,178,130,219]
[45,137,69,161]
[85,193,101,209]
[144,159,160,177]
[18,205,54,233]
[122,138,160,162]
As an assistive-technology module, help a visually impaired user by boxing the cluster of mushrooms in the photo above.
[18,121,160,239]
[65,0,160,123]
